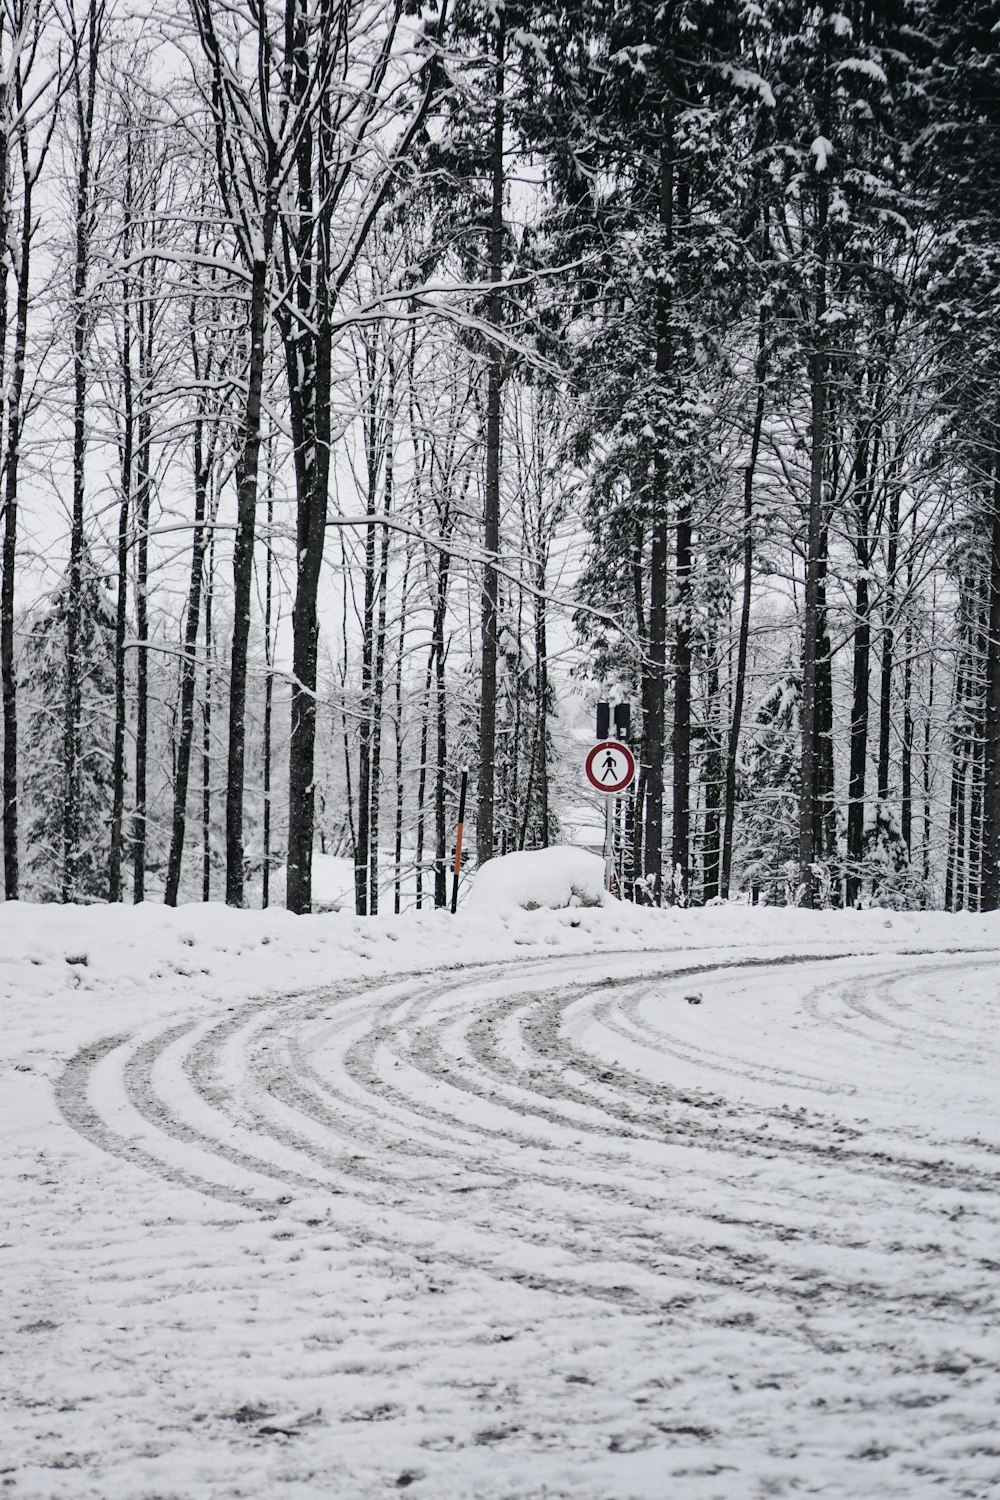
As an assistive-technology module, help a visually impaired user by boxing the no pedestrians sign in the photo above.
[585,739,636,795]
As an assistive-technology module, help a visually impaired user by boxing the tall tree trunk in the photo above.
[816,527,837,872]
[392,552,411,914]
[415,647,433,909]
[701,659,721,902]
[261,491,274,908]
[643,123,675,905]
[164,395,212,906]
[981,460,1000,909]
[227,231,273,906]
[202,531,214,902]
[902,536,915,857]
[877,484,900,804]
[62,0,100,903]
[799,329,827,900]
[721,315,765,899]
[846,560,870,907]
[434,589,449,910]
[923,586,936,892]
[1,123,33,899]
[284,292,332,914]
[354,391,380,917]
[477,7,505,869]
[533,526,551,848]
[369,444,391,915]
[131,375,152,902]
[671,495,692,901]
[947,651,969,911]
[798,27,831,906]
[109,311,133,902]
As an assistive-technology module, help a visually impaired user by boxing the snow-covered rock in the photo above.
[466,845,609,912]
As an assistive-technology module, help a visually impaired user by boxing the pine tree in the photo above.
[536,0,765,901]
[923,0,1000,906]
[22,547,116,902]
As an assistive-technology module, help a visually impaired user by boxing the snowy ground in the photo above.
[3,892,1000,1499]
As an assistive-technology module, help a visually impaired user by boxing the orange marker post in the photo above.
[450,767,469,914]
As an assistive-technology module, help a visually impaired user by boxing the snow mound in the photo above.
[270,854,356,911]
[467,845,609,912]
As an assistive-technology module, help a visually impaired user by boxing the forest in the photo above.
[0,0,997,913]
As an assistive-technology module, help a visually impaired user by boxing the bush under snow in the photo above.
[467,845,609,912]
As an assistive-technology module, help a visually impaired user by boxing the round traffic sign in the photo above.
[585,739,636,794]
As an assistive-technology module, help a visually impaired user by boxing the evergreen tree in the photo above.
[536,0,764,901]
[923,0,1000,906]
[21,547,116,902]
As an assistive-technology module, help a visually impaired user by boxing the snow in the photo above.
[720,65,776,110]
[466,845,609,912]
[270,854,357,911]
[836,57,888,86]
[811,135,835,173]
[3,890,1000,1498]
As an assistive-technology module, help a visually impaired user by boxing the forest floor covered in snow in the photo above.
[3,888,1000,1499]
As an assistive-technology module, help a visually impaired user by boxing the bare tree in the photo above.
[0,0,58,897]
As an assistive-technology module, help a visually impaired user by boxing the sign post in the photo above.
[584,738,636,894]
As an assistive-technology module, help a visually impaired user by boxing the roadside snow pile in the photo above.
[466,845,609,912]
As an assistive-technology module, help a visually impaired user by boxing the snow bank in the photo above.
[466,845,608,912]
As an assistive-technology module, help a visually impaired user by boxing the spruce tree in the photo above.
[22,547,117,902]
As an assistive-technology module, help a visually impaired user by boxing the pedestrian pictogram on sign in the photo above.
[585,739,636,795]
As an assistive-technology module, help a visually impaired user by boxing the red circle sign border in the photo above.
[585,739,636,794]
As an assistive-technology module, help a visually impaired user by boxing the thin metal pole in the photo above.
[605,794,615,894]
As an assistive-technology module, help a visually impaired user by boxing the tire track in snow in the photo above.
[55,950,1000,1342]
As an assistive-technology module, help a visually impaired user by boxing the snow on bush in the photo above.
[467,845,609,912]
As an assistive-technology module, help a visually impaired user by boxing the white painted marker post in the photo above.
[584,740,636,894]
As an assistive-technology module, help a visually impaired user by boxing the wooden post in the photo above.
[451,767,469,914]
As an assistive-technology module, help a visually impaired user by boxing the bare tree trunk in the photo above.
[923,584,936,892]
[877,484,900,805]
[701,658,722,902]
[369,431,392,915]
[846,562,870,907]
[721,314,765,899]
[202,531,214,902]
[261,491,275,908]
[477,7,505,869]
[797,31,832,907]
[671,493,692,901]
[62,0,101,904]
[1,86,38,899]
[392,551,412,914]
[643,123,675,905]
[434,594,449,910]
[415,648,433,909]
[799,302,828,901]
[164,368,213,906]
[131,333,153,902]
[109,286,133,902]
[284,301,332,914]
[354,390,380,917]
[227,239,273,905]
[947,650,969,911]
[981,460,1000,909]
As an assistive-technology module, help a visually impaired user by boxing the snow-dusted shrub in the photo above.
[467,846,609,912]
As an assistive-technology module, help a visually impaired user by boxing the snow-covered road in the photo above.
[5,929,1000,1499]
